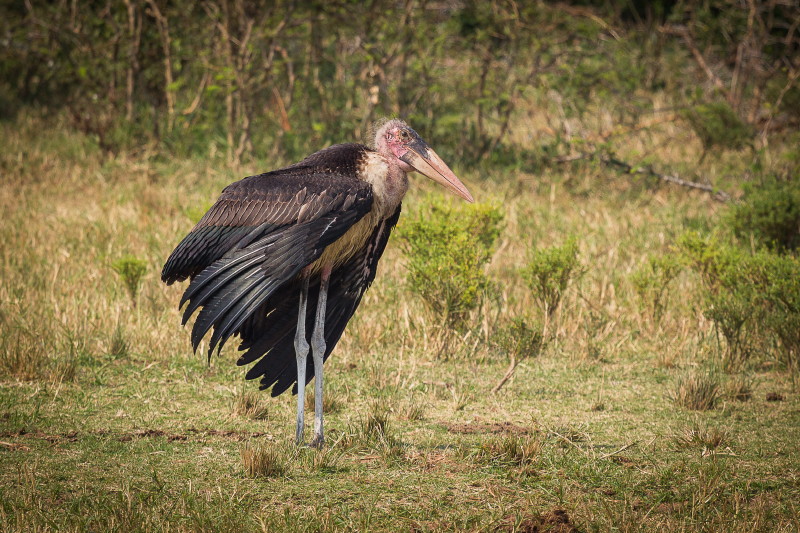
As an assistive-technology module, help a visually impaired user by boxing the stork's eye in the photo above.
[399,130,411,142]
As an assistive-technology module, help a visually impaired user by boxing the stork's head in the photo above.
[375,119,474,202]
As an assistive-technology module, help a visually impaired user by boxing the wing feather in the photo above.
[162,145,370,285]
[162,144,375,360]
[236,204,402,396]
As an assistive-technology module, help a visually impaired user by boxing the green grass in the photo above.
[1,115,799,532]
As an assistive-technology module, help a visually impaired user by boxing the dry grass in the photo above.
[726,374,755,401]
[669,370,721,411]
[674,422,731,450]
[241,441,288,478]
[232,388,270,420]
[304,387,342,414]
[477,434,542,467]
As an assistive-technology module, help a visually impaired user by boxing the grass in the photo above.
[0,113,799,532]
[669,370,722,411]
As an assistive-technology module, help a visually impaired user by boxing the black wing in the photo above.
[162,144,373,357]
[162,144,370,285]
[235,204,402,396]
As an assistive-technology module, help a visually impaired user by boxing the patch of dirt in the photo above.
[610,455,636,467]
[120,429,187,442]
[656,502,686,513]
[765,392,784,402]
[2,428,272,445]
[498,508,582,533]
[185,428,272,440]
[440,421,531,435]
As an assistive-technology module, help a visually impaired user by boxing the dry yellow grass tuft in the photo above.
[240,441,288,478]
[232,388,270,420]
[669,371,721,411]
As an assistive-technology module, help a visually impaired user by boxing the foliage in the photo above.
[676,232,800,371]
[522,238,581,319]
[111,255,148,307]
[725,177,800,252]
[667,1,800,130]
[399,200,503,331]
[630,255,682,322]
[4,1,795,166]
[682,101,753,155]
[491,316,545,362]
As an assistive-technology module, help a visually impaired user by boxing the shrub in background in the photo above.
[725,176,800,253]
[522,237,581,319]
[111,256,148,308]
[399,199,503,331]
[630,255,682,323]
[683,101,753,159]
[676,231,800,372]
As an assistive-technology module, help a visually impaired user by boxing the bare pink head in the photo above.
[373,119,474,202]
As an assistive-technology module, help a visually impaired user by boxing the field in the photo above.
[1,106,799,533]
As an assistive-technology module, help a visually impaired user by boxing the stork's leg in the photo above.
[309,268,331,448]
[294,276,310,446]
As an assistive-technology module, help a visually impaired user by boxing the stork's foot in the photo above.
[309,434,324,449]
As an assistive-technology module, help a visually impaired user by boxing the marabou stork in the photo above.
[161,119,473,447]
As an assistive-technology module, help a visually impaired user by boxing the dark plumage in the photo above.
[162,119,473,446]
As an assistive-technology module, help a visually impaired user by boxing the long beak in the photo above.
[401,141,474,203]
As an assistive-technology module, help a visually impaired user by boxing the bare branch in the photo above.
[602,153,732,202]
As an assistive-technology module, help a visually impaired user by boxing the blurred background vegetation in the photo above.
[2,0,798,165]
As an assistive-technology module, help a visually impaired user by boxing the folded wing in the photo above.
[162,160,374,359]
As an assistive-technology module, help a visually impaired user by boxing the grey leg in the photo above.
[309,269,330,448]
[294,276,310,445]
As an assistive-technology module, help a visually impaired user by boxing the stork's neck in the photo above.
[359,150,409,215]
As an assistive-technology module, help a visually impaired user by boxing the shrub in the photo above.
[111,256,148,307]
[630,255,682,322]
[682,101,753,156]
[522,238,581,319]
[725,177,800,252]
[399,200,503,331]
[492,316,545,362]
[676,232,800,371]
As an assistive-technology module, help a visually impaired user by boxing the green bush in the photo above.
[398,200,503,331]
[112,256,148,307]
[522,238,581,319]
[492,316,545,362]
[683,101,753,155]
[725,177,800,252]
[676,232,800,371]
[630,255,682,322]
